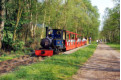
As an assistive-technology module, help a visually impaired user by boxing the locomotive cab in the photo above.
[48,29,66,50]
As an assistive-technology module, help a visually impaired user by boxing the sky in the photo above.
[90,0,115,31]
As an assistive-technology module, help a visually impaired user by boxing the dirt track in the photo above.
[73,43,120,80]
[0,55,43,75]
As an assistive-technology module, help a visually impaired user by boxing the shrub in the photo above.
[2,32,14,50]
[2,32,25,51]
[12,40,25,51]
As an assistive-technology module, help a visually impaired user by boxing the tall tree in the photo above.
[0,0,5,49]
[101,0,120,43]
[13,0,23,41]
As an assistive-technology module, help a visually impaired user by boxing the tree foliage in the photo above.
[101,0,120,43]
[0,0,100,51]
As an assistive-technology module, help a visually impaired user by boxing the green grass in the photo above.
[0,44,97,80]
[0,54,24,62]
[0,57,13,62]
[107,43,120,51]
[0,49,32,62]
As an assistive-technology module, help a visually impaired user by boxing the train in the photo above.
[35,27,87,56]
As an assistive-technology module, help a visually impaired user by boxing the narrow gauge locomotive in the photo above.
[35,27,87,56]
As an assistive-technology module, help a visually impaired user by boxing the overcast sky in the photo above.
[90,0,115,31]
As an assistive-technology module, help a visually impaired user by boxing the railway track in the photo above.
[0,54,43,75]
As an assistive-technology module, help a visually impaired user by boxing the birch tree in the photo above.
[0,0,5,49]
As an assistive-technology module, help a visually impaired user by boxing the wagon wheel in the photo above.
[62,48,66,52]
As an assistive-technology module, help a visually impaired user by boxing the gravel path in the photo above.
[72,43,120,80]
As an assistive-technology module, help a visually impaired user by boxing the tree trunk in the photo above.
[30,12,34,38]
[13,0,23,41]
[40,4,47,39]
[48,16,50,26]
[76,20,78,33]
[33,1,38,37]
[0,0,5,49]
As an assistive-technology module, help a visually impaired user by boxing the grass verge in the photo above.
[107,43,120,51]
[0,54,23,62]
[0,44,97,80]
[0,49,33,62]
[0,52,25,62]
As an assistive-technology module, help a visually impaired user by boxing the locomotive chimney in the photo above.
[46,27,48,37]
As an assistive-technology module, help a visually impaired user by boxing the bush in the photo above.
[25,38,34,47]
[2,32,25,51]
[12,40,25,51]
[10,50,14,54]
[2,32,14,50]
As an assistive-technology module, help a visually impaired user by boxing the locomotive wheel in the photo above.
[54,49,60,54]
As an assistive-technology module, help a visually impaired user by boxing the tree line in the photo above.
[0,0,100,52]
[101,0,120,43]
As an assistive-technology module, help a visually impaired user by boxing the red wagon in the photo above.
[65,31,87,51]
